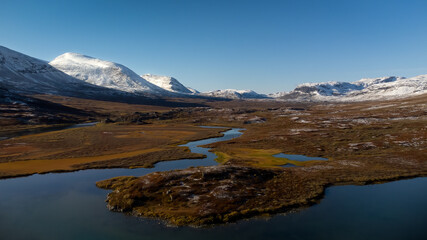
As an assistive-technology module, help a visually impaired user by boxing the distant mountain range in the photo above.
[272,75,427,102]
[200,89,267,99]
[1,45,426,102]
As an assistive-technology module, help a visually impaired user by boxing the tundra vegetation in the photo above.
[1,93,426,226]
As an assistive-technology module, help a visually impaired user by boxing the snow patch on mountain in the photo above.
[50,53,167,94]
[141,74,195,94]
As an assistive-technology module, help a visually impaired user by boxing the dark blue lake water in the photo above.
[0,128,425,240]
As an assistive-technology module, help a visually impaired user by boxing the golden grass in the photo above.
[214,152,232,164]
[0,148,162,175]
[0,123,226,178]
[213,148,325,168]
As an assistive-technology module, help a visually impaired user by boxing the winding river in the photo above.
[0,127,425,240]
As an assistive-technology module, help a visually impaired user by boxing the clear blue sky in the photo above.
[1,0,427,93]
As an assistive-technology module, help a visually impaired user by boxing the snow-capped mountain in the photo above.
[186,87,200,94]
[201,89,268,99]
[50,53,169,95]
[275,75,427,102]
[3,45,426,103]
[0,45,78,94]
[0,46,126,98]
[141,74,196,94]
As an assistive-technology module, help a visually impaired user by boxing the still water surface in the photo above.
[0,127,425,240]
[273,153,328,161]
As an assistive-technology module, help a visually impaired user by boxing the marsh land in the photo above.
[1,94,426,227]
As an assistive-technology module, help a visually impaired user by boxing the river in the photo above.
[0,127,425,240]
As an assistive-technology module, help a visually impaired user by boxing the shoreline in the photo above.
[0,125,230,180]
[97,163,427,227]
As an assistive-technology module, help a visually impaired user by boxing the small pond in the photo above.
[273,153,328,161]
[273,153,328,167]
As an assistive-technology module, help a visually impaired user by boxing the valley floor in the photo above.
[0,123,224,179]
[0,93,426,225]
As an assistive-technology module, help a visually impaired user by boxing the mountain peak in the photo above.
[52,52,119,69]
[50,53,167,94]
[276,74,427,102]
[141,74,195,94]
[0,46,128,98]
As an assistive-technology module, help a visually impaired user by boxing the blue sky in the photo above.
[1,0,427,93]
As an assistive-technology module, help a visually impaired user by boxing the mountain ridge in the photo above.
[50,53,169,95]
[141,74,195,95]
[0,46,204,107]
[274,75,427,102]
[1,45,426,102]
[200,89,268,99]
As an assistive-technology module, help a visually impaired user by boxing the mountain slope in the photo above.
[50,53,168,95]
[201,89,268,99]
[0,46,87,95]
[275,75,427,102]
[141,74,196,94]
[0,84,95,127]
[0,46,206,107]
[0,46,138,99]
